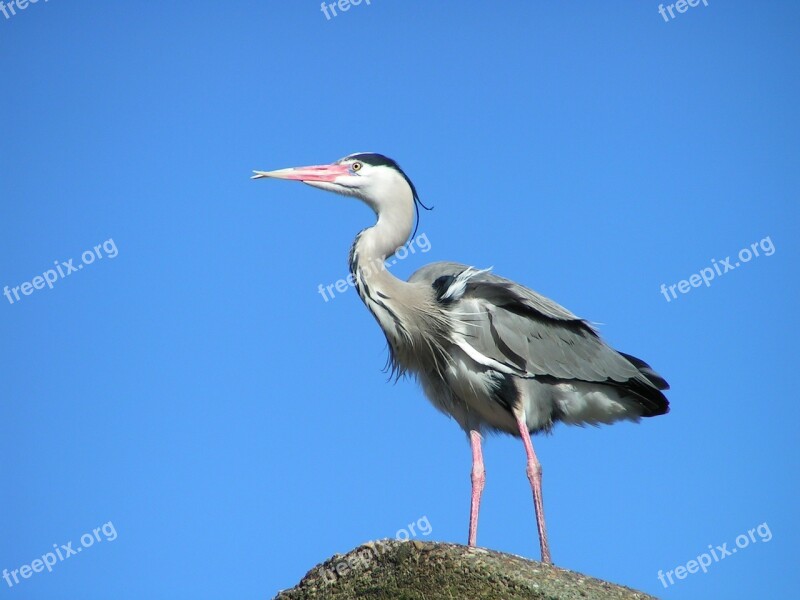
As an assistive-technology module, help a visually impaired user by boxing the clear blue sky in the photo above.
[1,2,798,599]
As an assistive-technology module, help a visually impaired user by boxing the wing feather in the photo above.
[410,262,669,416]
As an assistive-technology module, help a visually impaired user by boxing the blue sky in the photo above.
[1,2,798,598]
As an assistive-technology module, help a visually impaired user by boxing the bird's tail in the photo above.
[613,351,670,417]
[619,352,670,390]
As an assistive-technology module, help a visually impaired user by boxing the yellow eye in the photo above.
[351,162,362,172]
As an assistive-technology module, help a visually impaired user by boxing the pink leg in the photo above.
[468,429,485,547]
[515,414,552,564]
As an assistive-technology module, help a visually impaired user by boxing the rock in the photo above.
[274,540,657,599]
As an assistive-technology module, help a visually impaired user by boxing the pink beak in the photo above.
[251,162,350,182]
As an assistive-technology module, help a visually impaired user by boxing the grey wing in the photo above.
[411,261,580,321]
[409,262,669,416]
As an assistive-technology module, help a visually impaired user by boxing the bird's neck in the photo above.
[349,211,411,299]
[347,202,452,379]
[348,205,415,346]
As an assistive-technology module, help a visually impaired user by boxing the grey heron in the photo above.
[252,152,669,564]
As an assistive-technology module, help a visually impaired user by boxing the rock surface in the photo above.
[274,540,658,600]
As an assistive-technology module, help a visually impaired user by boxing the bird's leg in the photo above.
[468,429,485,547]
[515,414,552,564]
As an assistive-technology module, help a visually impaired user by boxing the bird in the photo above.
[252,152,669,564]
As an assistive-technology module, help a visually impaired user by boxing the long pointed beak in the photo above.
[251,163,350,182]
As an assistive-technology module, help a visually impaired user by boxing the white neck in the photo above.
[348,183,416,343]
[345,177,452,379]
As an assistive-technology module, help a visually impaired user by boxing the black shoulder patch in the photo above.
[431,275,458,304]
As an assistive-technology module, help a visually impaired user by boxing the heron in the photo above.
[252,152,669,564]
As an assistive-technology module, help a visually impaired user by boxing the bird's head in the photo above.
[252,152,430,220]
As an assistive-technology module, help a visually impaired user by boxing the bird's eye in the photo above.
[351,162,362,172]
